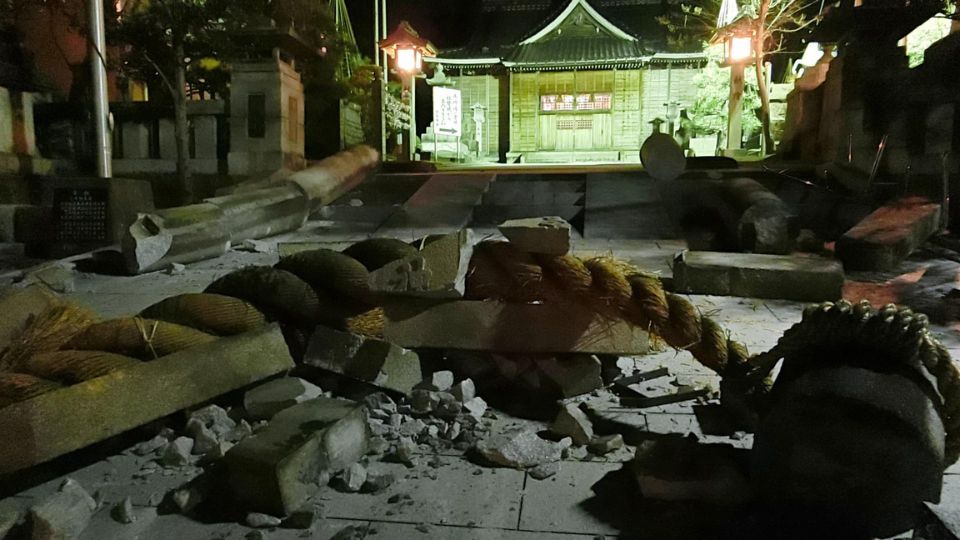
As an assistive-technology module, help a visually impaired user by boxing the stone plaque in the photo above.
[53,187,109,243]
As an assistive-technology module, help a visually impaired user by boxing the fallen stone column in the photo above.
[721,177,799,254]
[122,146,379,274]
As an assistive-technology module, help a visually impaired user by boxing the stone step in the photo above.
[672,251,844,302]
[836,196,942,271]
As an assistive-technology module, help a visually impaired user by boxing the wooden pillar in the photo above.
[726,62,745,154]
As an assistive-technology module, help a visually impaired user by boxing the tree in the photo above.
[658,0,820,153]
[108,0,337,202]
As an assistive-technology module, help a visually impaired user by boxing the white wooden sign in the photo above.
[433,87,462,137]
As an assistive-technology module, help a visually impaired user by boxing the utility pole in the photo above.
[88,0,112,178]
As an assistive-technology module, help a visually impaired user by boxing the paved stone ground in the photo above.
[3,171,960,539]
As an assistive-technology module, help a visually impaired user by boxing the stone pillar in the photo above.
[228,58,306,177]
[121,122,150,159]
[158,119,177,160]
[192,116,218,159]
[0,87,13,155]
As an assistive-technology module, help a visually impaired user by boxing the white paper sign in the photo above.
[433,87,462,137]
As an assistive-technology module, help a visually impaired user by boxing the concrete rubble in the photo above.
[475,428,572,469]
[304,325,422,395]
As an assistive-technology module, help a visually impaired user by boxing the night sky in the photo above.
[350,0,482,60]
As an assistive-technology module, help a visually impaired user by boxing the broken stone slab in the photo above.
[29,479,97,540]
[304,325,422,396]
[498,216,572,256]
[0,325,294,475]
[475,429,572,469]
[225,397,369,516]
[383,301,649,355]
[550,404,595,445]
[672,251,844,302]
[632,436,751,505]
[23,263,76,294]
[836,196,942,271]
[535,355,604,398]
[122,203,231,275]
[243,378,323,420]
[368,229,475,299]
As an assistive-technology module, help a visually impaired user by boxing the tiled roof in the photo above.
[505,37,648,67]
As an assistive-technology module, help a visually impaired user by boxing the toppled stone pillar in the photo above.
[836,196,941,271]
[721,177,799,254]
[122,146,378,274]
[303,325,422,396]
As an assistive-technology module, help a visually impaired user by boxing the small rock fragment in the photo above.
[550,404,595,445]
[246,512,282,528]
[147,492,164,507]
[29,479,96,540]
[399,418,427,437]
[563,445,589,461]
[339,463,368,492]
[166,263,186,275]
[463,397,488,420]
[132,435,168,456]
[417,371,454,392]
[450,379,476,403]
[186,420,220,456]
[362,473,396,493]
[475,429,569,469]
[443,422,462,441]
[435,392,461,418]
[189,405,237,438]
[111,497,136,524]
[368,436,390,455]
[362,392,397,414]
[395,436,418,465]
[529,461,561,480]
[243,378,323,420]
[161,437,194,467]
[588,434,624,455]
[331,525,368,540]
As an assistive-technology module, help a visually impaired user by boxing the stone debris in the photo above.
[331,524,369,540]
[29,479,97,540]
[529,461,561,480]
[362,393,398,414]
[410,390,440,414]
[246,512,283,528]
[435,392,461,418]
[536,355,604,398]
[463,397,488,420]
[476,429,571,469]
[225,397,369,516]
[188,405,237,439]
[171,484,207,514]
[368,436,390,455]
[369,229,475,299]
[395,436,418,465]
[417,371,455,392]
[338,463,368,492]
[147,492,164,507]
[588,434,624,455]
[161,437,195,467]
[362,473,396,494]
[166,263,186,275]
[243,377,323,420]
[450,379,476,403]
[550,403,595,445]
[185,419,220,456]
[498,216,572,256]
[132,434,169,456]
[563,445,589,461]
[111,496,136,524]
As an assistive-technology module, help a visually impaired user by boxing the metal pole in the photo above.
[380,0,388,158]
[373,0,380,68]
[409,73,416,161]
[89,0,112,178]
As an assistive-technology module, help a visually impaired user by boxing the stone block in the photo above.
[672,251,844,302]
[29,479,97,540]
[303,325,422,396]
[225,397,369,516]
[498,216,572,255]
[0,325,294,475]
[534,355,603,398]
[383,300,649,355]
[243,377,323,420]
[368,229,475,299]
[550,404,594,445]
[836,196,942,271]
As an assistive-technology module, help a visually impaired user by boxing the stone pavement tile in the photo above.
[321,456,524,529]
[124,516,372,540]
[363,521,597,539]
[518,461,623,535]
[643,413,703,437]
[941,473,960,507]
[67,292,178,319]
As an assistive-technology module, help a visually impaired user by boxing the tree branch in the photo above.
[141,50,178,99]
